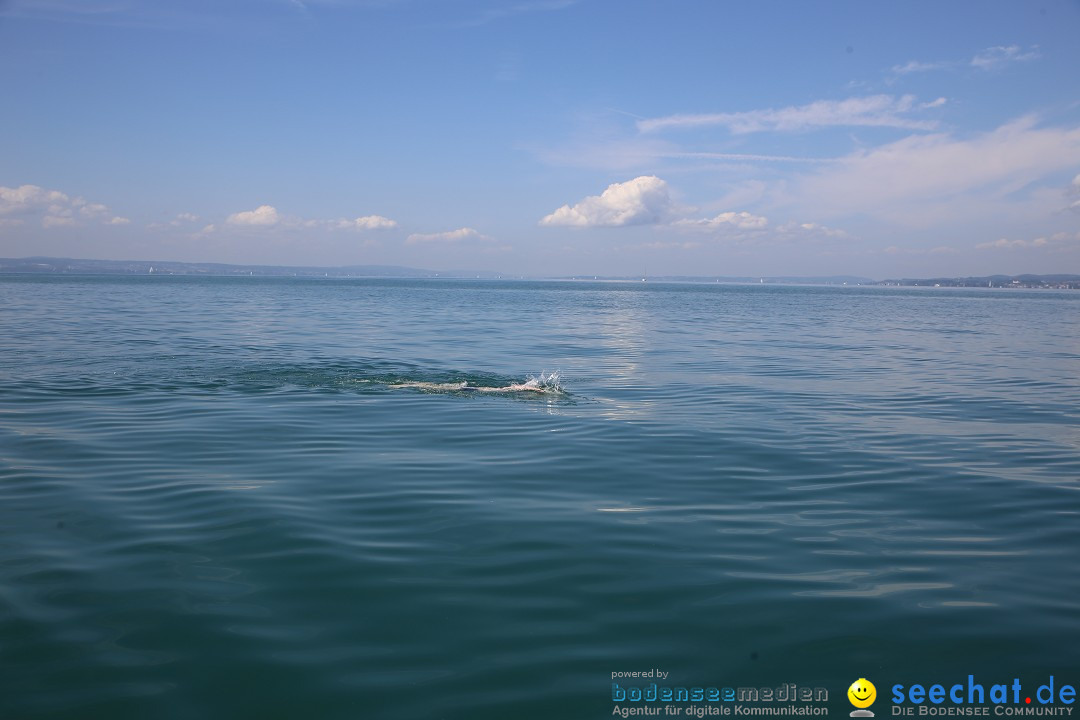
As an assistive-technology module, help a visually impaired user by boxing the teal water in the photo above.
[1,275,1079,719]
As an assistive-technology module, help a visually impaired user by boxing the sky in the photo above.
[1,0,1079,278]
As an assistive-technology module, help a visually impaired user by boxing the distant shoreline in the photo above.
[1,256,1077,289]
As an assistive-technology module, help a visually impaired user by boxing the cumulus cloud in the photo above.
[336,214,398,231]
[406,227,491,245]
[675,211,768,231]
[108,216,131,225]
[0,184,127,228]
[539,176,855,249]
[76,201,109,217]
[540,176,674,227]
[638,95,937,134]
[226,204,279,226]
[971,45,1039,70]
[222,205,398,232]
[0,184,70,215]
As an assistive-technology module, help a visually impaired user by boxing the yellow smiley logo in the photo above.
[848,678,877,711]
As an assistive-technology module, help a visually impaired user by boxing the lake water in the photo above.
[1,275,1078,719]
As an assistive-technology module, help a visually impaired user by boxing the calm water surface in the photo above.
[1,276,1078,719]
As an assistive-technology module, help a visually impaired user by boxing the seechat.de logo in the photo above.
[849,678,877,718]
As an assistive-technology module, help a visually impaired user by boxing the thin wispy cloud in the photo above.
[405,227,493,245]
[891,60,947,76]
[533,133,839,171]
[661,152,837,164]
[970,45,1040,70]
[674,212,768,231]
[976,231,1079,251]
[457,0,580,28]
[890,44,1040,78]
[781,116,1080,227]
[638,95,939,134]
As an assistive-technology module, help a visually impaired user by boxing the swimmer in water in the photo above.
[391,380,547,393]
[391,373,559,394]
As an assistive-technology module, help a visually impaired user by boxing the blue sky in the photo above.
[1,0,1079,278]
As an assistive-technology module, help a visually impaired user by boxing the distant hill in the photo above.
[0,258,873,283]
[0,256,502,278]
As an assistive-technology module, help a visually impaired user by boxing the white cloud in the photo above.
[777,221,850,239]
[76,200,109,217]
[406,227,491,245]
[226,204,279,226]
[891,60,946,75]
[638,95,937,134]
[976,232,1078,251]
[108,216,131,225]
[0,184,127,228]
[0,184,70,215]
[976,237,1045,250]
[1068,174,1080,213]
[971,45,1039,70]
[675,211,768,231]
[784,116,1080,225]
[169,213,200,226]
[887,45,1038,83]
[540,176,674,227]
[42,215,75,228]
[223,207,396,232]
[538,176,857,249]
[664,216,854,250]
[336,214,398,231]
